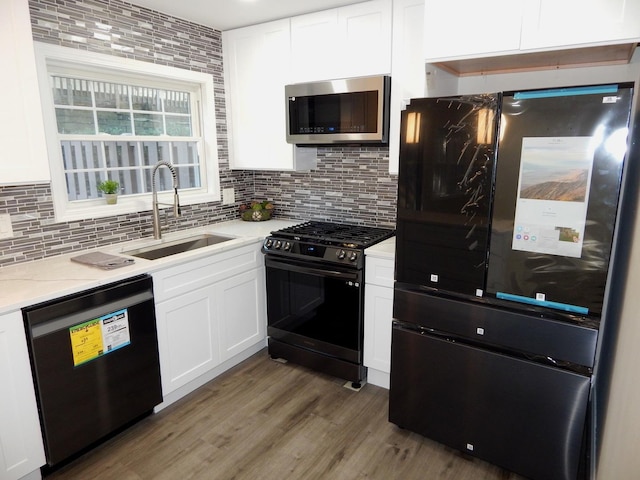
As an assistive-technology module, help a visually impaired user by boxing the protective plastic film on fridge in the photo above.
[390,83,636,480]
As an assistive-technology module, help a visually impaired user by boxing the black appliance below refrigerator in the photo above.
[390,83,637,480]
[262,221,394,387]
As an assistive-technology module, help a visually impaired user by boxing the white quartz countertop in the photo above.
[364,236,395,260]
[0,219,297,315]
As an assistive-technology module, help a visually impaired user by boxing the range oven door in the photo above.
[264,256,364,363]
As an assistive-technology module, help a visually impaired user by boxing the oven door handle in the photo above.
[265,257,361,282]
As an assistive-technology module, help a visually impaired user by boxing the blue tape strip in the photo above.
[514,85,618,100]
[496,292,589,315]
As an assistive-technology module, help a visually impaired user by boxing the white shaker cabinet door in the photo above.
[216,267,267,363]
[424,0,524,61]
[0,311,46,480]
[363,284,394,375]
[291,9,340,82]
[155,285,220,395]
[338,0,392,78]
[223,19,294,170]
[0,0,50,185]
[291,0,392,81]
[521,0,640,50]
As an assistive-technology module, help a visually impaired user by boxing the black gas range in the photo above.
[262,221,394,388]
[262,221,394,269]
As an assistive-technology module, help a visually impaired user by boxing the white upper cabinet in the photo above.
[223,19,294,171]
[290,0,392,82]
[424,0,524,60]
[224,2,392,171]
[424,0,640,65]
[520,0,640,50]
[0,0,50,185]
[290,10,340,82]
[338,0,392,78]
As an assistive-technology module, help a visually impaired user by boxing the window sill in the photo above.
[54,190,220,223]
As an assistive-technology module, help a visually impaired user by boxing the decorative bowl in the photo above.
[240,201,274,222]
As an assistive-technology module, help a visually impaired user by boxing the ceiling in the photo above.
[126,0,368,31]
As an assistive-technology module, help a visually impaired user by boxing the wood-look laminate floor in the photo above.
[47,350,524,480]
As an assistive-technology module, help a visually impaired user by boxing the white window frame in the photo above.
[34,42,220,222]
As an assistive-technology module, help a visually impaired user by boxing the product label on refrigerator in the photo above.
[69,308,131,366]
[511,136,594,258]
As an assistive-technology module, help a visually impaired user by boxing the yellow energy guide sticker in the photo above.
[69,319,104,366]
[69,309,131,367]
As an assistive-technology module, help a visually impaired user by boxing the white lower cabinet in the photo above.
[155,285,220,394]
[217,268,266,363]
[153,242,267,408]
[363,284,394,387]
[0,311,46,480]
[363,253,395,389]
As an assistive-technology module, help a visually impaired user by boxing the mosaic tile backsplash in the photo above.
[253,148,397,228]
[1,0,397,267]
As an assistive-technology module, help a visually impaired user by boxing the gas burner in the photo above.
[263,221,394,269]
[273,221,394,249]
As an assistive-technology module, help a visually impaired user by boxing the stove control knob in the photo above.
[265,239,273,249]
[274,240,282,249]
[284,242,291,251]
[349,252,358,262]
[337,249,346,260]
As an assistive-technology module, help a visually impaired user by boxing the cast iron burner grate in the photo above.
[272,221,394,249]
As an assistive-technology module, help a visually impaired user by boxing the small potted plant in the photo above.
[97,179,120,205]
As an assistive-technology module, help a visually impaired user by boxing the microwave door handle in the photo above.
[266,258,359,282]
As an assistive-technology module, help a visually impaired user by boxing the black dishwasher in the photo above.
[23,274,162,469]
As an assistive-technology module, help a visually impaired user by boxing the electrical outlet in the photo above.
[0,213,14,239]
[222,187,235,205]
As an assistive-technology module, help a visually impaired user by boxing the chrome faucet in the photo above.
[152,161,181,239]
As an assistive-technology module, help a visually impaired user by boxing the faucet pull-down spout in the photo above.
[152,161,181,239]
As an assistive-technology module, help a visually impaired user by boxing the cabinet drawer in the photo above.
[365,256,394,287]
[152,243,262,301]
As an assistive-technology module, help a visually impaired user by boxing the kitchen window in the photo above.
[34,43,220,222]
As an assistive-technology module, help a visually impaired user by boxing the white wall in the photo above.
[598,203,640,478]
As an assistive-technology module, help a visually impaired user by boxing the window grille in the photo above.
[51,76,202,201]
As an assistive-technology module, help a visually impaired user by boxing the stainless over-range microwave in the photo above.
[285,75,391,145]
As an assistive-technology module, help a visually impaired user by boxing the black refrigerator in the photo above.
[389,83,638,480]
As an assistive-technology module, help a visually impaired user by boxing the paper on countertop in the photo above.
[71,251,135,270]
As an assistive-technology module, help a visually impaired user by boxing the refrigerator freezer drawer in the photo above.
[389,323,590,480]
[393,286,598,369]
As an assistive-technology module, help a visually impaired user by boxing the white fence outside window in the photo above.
[52,76,202,201]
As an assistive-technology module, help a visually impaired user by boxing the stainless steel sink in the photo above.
[123,234,235,260]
